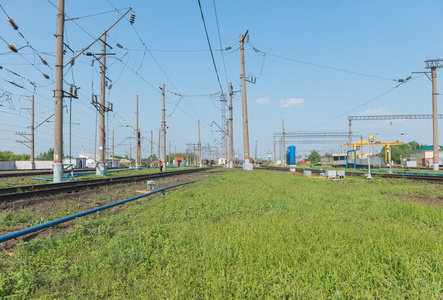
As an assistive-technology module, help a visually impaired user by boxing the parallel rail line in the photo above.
[0,168,119,179]
[257,166,443,184]
[0,168,208,203]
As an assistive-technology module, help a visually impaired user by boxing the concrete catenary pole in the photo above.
[226,119,230,165]
[158,129,161,165]
[229,82,234,168]
[432,67,439,170]
[96,31,107,176]
[240,33,250,167]
[162,84,166,165]
[69,86,72,165]
[136,95,140,168]
[282,119,286,166]
[53,0,65,182]
[31,95,35,169]
[198,120,202,167]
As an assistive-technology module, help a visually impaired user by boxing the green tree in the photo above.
[0,150,31,161]
[379,141,422,164]
[308,150,321,164]
[36,148,54,161]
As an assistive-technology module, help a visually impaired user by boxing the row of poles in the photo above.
[51,0,253,182]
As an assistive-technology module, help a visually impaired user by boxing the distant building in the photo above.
[409,145,443,166]
[78,153,120,168]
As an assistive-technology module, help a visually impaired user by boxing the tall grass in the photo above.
[1,170,442,298]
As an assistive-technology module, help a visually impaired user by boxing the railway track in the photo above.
[257,166,443,184]
[0,167,122,179]
[0,168,209,203]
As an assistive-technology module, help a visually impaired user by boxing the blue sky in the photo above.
[1,0,443,160]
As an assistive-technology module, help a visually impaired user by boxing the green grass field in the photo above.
[1,170,443,298]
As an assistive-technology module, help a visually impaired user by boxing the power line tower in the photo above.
[15,95,35,169]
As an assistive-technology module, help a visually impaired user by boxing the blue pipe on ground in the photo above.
[0,180,198,243]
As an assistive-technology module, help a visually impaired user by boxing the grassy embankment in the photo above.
[1,169,443,298]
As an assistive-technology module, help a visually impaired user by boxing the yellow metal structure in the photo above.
[343,140,404,163]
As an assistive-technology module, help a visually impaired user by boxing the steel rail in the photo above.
[0,168,208,202]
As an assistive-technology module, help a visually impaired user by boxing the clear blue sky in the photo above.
[1,0,443,160]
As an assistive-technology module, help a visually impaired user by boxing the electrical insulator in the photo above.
[116,43,123,49]
[130,14,135,25]
[71,58,75,66]
[91,59,94,67]
[246,35,249,43]
[91,94,94,101]
[40,57,48,65]
[63,48,66,54]
[405,76,412,81]
[225,46,231,51]
[74,88,78,97]
[85,52,93,56]
[108,84,112,90]
[43,73,50,79]
[8,44,18,53]
[69,86,73,94]
[7,17,19,30]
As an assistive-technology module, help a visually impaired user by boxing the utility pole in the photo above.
[69,86,72,165]
[282,119,286,166]
[273,136,276,164]
[150,130,153,160]
[255,139,258,162]
[169,140,171,166]
[226,119,230,166]
[424,59,443,170]
[135,95,141,168]
[129,143,132,168]
[240,32,251,170]
[31,95,35,169]
[198,120,202,167]
[158,128,161,165]
[112,130,114,167]
[162,84,166,165]
[53,0,65,182]
[229,82,234,168]
[96,31,107,176]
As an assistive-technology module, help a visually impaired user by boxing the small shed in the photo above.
[174,157,184,167]
[409,145,443,166]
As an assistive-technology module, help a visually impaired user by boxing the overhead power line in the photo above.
[246,43,400,82]
[197,0,224,94]
[302,74,423,131]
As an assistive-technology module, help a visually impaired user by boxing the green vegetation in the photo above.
[1,170,443,298]
[307,149,321,164]
[0,150,30,161]
[36,148,54,161]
